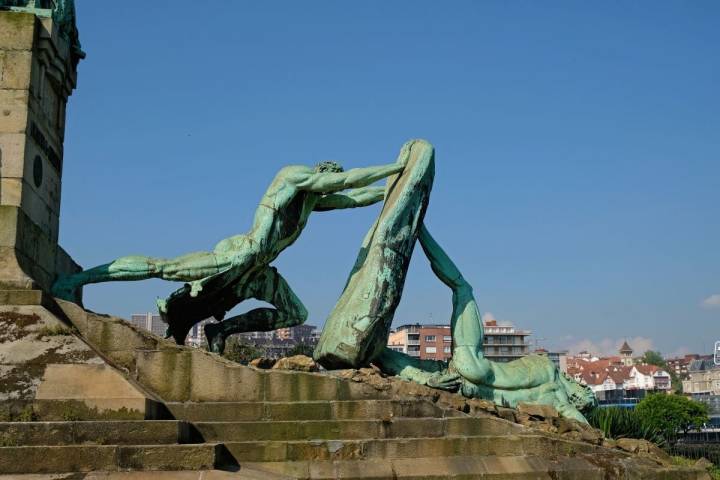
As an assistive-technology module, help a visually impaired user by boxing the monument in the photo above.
[0,0,83,295]
[0,4,710,477]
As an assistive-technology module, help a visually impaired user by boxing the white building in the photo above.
[626,365,671,391]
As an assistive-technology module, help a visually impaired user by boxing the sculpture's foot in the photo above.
[51,277,82,305]
[204,322,226,354]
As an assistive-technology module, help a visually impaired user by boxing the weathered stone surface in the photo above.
[0,89,30,133]
[271,355,318,372]
[615,437,673,464]
[35,364,147,414]
[0,289,45,306]
[517,401,559,420]
[0,420,181,446]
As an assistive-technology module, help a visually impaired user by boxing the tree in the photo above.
[641,350,665,367]
[222,337,264,365]
[635,393,709,443]
[640,350,684,393]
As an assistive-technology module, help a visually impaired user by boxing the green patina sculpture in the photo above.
[52,157,407,350]
[314,139,435,369]
[375,226,597,423]
[0,0,84,63]
[52,135,595,421]
[313,140,596,422]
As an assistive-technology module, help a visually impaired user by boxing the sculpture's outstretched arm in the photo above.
[417,226,492,386]
[376,348,461,391]
[295,162,404,193]
[313,186,385,211]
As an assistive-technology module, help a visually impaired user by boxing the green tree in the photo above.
[641,350,683,393]
[222,337,264,365]
[635,394,709,443]
[642,350,665,367]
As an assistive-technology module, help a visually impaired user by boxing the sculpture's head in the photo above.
[314,161,344,173]
[561,372,598,413]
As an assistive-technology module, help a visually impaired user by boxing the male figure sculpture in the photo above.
[375,226,597,422]
[53,153,410,351]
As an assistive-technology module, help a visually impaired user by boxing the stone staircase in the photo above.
[0,298,709,478]
[0,419,229,473]
[172,399,612,479]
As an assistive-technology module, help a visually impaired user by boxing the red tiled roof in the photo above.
[634,364,667,376]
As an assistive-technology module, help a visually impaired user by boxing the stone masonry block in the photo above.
[0,88,30,133]
[135,349,192,402]
[0,133,27,178]
[0,50,32,89]
[0,13,35,51]
[0,445,117,474]
[0,178,20,206]
[265,370,340,402]
[189,350,264,402]
[84,314,160,372]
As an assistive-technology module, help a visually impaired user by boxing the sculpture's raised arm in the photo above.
[294,162,404,193]
[313,186,386,211]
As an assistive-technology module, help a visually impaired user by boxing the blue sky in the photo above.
[60,1,719,357]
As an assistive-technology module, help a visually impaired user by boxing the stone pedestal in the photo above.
[0,11,81,291]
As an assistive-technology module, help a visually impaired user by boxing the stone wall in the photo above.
[0,11,80,291]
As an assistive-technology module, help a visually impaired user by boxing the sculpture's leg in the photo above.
[204,266,308,354]
[52,251,232,302]
[314,139,435,369]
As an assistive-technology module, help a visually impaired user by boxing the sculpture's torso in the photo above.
[213,166,319,267]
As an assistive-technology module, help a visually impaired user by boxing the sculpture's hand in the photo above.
[396,141,412,167]
[427,371,462,392]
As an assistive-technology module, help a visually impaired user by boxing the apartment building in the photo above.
[683,359,720,396]
[130,313,212,346]
[420,325,453,362]
[482,320,532,362]
[130,313,167,338]
[388,320,531,363]
[683,358,720,428]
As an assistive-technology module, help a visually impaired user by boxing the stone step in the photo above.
[0,420,193,446]
[0,444,229,474]
[193,416,521,442]
[243,455,610,480]
[167,399,456,422]
[244,455,712,480]
[224,434,604,462]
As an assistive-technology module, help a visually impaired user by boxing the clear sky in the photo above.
[60,1,719,357]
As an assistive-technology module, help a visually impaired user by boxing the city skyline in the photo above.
[59,1,718,358]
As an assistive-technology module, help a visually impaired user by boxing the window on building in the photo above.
[443,346,451,354]
[425,346,437,354]
[443,336,452,342]
[425,335,436,342]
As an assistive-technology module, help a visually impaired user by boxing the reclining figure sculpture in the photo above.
[314,139,596,422]
[376,225,597,423]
